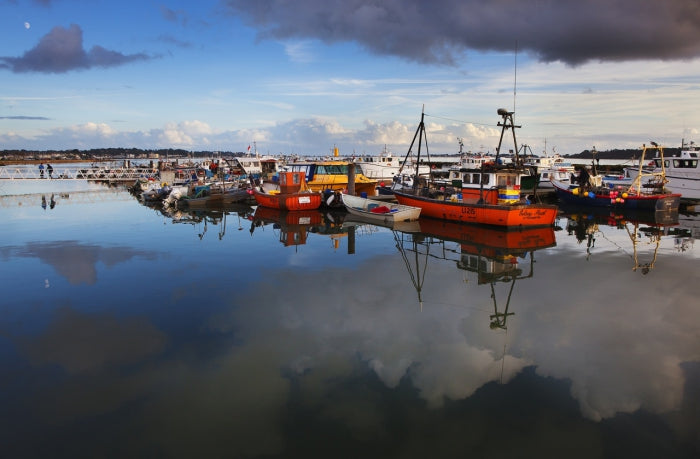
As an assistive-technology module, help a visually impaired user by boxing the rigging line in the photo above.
[596,228,632,258]
[423,113,493,127]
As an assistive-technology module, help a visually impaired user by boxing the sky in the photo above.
[1,0,699,156]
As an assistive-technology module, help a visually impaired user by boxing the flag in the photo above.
[247,145,251,152]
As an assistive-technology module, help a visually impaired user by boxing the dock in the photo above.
[0,164,158,182]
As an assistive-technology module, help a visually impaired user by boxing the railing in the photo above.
[0,165,159,181]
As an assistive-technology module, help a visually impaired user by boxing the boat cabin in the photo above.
[285,161,378,195]
[652,150,699,170]
[277,171,307,194]
[442,167,529,204]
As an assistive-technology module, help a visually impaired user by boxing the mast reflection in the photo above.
[395,219,556,329]
[562,206,680,273]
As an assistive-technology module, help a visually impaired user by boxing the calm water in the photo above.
[1,181,698,459]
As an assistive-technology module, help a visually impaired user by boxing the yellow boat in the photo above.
[285,160,378,196]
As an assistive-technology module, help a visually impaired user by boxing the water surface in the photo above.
[1,183,698,458]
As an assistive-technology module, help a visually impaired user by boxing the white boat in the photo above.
[525,152,575,191]
[341,193,421,223]
[648,140,699,201]
[352,146,431,184]
[224,143,280,182]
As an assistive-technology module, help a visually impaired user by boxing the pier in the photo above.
[0,164,158,182]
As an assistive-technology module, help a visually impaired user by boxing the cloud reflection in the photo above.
[13,241,158,285]
[217,239,699,425]
[2,226,698,456]
[20,307,167,374]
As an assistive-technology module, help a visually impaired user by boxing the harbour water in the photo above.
[1,180,698,458]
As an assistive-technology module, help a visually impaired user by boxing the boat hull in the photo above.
[661,174,700,201]
[181,188,253,207]
[253,190,322,210]
[418,218,557,253]
[551,180,681,211]
[393,190,557,227]
[341,193,421,223]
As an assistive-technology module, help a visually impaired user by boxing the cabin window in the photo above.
[673,159,698,168]
[293,173,300,184]
[319,164,347,174]
[462,173,471,184]
[497,176,506,187]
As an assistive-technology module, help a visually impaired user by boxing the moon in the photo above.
[24,22,30,29]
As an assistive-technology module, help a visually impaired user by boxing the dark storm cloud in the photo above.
[223,0,700,65]
[0,24,152,73]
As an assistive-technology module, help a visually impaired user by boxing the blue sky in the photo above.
[1,0,699,156]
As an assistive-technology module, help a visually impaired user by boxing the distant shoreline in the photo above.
[0,159,92,166]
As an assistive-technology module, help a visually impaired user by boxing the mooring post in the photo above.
[347,162,356,195]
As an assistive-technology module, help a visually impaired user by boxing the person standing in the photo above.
[47,163,53,179]
[39,163,45,178]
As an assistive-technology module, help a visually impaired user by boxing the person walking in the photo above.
[39,163,45,178]
[47,163,53,179]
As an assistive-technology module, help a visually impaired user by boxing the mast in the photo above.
[629,142,667,195]
[401,106,430,190]
[495,108,521,165]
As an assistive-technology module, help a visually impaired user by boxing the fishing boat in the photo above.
[285,158,378,197]
[341,193,421,224]
[551,143,682,211]
[393,108,558,228]
[525,151,576,191]
[253,171,322,210]
[353,145,431,184]
[647,140,699,201]
[176,181,253,208]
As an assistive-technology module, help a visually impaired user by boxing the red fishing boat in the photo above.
[393,108,558,228]
[253,171,322,210]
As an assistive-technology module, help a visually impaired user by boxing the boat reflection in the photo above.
[161,203,255,239]
[395,219,556,329]
[250,206,324,247]
[561,206,680,273]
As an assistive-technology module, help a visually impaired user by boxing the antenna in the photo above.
[513,40,518,112]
